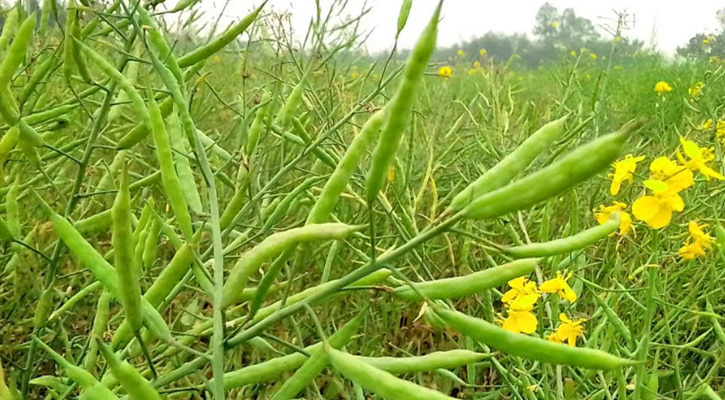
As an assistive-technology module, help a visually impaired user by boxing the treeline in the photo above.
[426,3,647,68]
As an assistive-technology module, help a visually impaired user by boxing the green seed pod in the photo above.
[177,2,265,68]
[170,0,202,12]
[84,290,111,373]
[365,3,441,203]
[39,0,53,36]
[79,42,152,149]
[394,258,539,301]
[246,90,272,157]
[0,13,35,89]
[274,69,310,130]
[108,45,141,123]
[396,0,413,39]
[48,281,103,322]
[135,6,183,83]
[219,162,250,230]
[112,239,197,348]
[462,119,644,220]
[167,112,203,214]
[358,349,489,374]
[249,269,391,325]
[68,2,91,82]
[327,347,456,400]
[450,115,568,211]
[33,288,54,331]
[19,54,57,107]
[213,309,365,390]
[262,177,318,232]
[97,341,163,400]
[0,8,20,52]
[0,125,19,165]
[270,308,367,399]
[307,110,386,224]
[141,217,161,269]
[113,164,143,335]
[0,217,15,242]
[34,339,120,400]
[435,307,638,370]
[148,90,194,240]
[28,376,70,394]
[35,193,173,342]
[222,223,365,307]
[502,213,620,258]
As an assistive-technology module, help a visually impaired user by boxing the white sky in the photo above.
[200,1,725,54]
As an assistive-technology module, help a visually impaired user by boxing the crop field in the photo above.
[0,0,723,398]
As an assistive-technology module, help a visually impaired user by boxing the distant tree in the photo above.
[678,7,725,59]
[533,3,600,49]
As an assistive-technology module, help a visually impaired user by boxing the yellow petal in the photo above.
[680,137,703,159]
[647,206,673,229]
[667,193,684,212]
[502,316,519,333]
[508,277,526,291]
[567,332,579,347]
[643,179,668,193]
[501,288,519,304]
[516,311,538,334]
[701,165,725,180]
[619,212,633,235]
[513,293,539,310]
[539,278,561,294]
[610,179,621,195]
[561,284,578,303]
[632,196,660,222]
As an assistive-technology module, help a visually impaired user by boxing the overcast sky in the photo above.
[203,1,724,54]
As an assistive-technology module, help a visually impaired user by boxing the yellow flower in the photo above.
[717,120,725,137]
[688,220,713,248]
[458,49,465,57]
[590,53,598,60]
[701,119,713,130]
[569,50,576,57]
[654,81,673,93]
[350,71,360,79]
[609,154,645,195]
[679,241,706,260]
[679,220,713,259]
[473,60,481,69]
[552,21,559,28]
[387,166,394,183]
[676,137,725,180]
[479,48,487,56]
[594,202,632,235]
[689,82,704,97]
[500,293,539,334]
[467,68,477,75]
[615,36,622,42]
[501,277,538,304]
[437,66,452,78]
[547,313,585,347]
[632,179,685,229]
[540,272,577,303]
[649,157,694,192]
[711,56,721,63]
